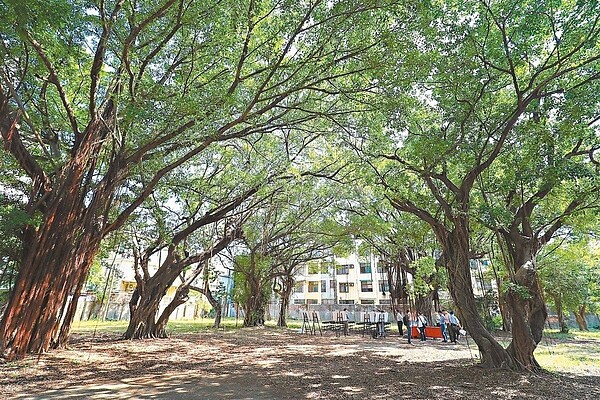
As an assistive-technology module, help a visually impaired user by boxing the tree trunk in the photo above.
[0,191,103,360]
[573,305,588,331]
[501,233,547,371]
[0,99,117,360]
[414,291,434,323]
[124,275,172,339]
[243,289,266,327]
[553,295,568,333]
[277,276,294,327]
[191,285,222,329]
[212,300,223,329]
[442,222,519,370]
[154,285,190,337]
[504,271,545,371]
[242,273,268,327]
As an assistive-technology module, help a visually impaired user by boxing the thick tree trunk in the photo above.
[277,276,293,327]
[443,223,519,370]
[414,291,434,323]
[386,260,410,312]
[573,305,588,331]
[504,271,545,370]
[124,275,172,339]
[243,293,266,327]
[1,99,116,360]
[125,230,240,338]
[502,234,547,371]
[243,276,267,327]
[0,192,103,360]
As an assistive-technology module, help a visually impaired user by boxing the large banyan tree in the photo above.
[0,0,388,359]
[364,0,600,370]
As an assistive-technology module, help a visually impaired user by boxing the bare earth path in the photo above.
[1,327,598,399]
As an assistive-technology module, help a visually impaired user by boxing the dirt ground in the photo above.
[1,327,599,399]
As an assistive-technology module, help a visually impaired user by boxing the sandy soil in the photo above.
[1,327,598,399]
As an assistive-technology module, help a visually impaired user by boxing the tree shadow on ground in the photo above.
[2,328,598,399]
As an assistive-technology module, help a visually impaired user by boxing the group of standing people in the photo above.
[398,309,462,344]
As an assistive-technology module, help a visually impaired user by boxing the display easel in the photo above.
[301,311,322,336]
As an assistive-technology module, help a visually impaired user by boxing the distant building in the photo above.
[291,253,393,307]
[74,252,214,322]
[290,253,499,312]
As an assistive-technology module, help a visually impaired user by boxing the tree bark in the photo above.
[414,291,435,323]
[552,295,568,333]
[277,276,294,327]
[0,160,107,358]
[243,281,267,327]
[442,224,519,370]
[500,230,548,371]
[124,278,170,339]
[154,285,190,337]
[573,305,588,331]
[0,98,117,360]
[124,226,241,338]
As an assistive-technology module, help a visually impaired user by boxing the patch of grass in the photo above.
[542,328,600,341]
[70,317,304,335]
[536,329,600,373]
[70,319,129,333]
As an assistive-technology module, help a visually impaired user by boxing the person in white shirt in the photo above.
[417,312,428,341]
[341,308,350,336]
[396,310,404,337]
[448,310,461,343]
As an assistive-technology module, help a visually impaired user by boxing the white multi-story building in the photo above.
[291,253,498,309]
[291,253,394,307]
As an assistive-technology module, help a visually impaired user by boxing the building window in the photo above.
[359,262,371,274]
[307,299,318,305]
[378,281,390,292]
[321,262,334,274]
[321,280,327,293]
[361,280,373,292]
[322,299,335,305]
[330,279,336,289]
[307,262,327,274]
[337,264,353,274]
[293,282,304,294]
[376,264,385,273]
[294,299,305,305]
[379,299,391,305]
[308,281,319,293]
[339,299,355,305]
[339,283,349,293]
[361,299,375,305]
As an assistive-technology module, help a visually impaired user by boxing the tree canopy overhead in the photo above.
[0,0,599,373]
[0,0,392,360]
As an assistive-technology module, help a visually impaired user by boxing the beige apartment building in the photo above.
[291,253,394,307]
[290,254,497,308]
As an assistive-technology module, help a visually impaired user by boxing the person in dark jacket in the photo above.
[403,310,413,344]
